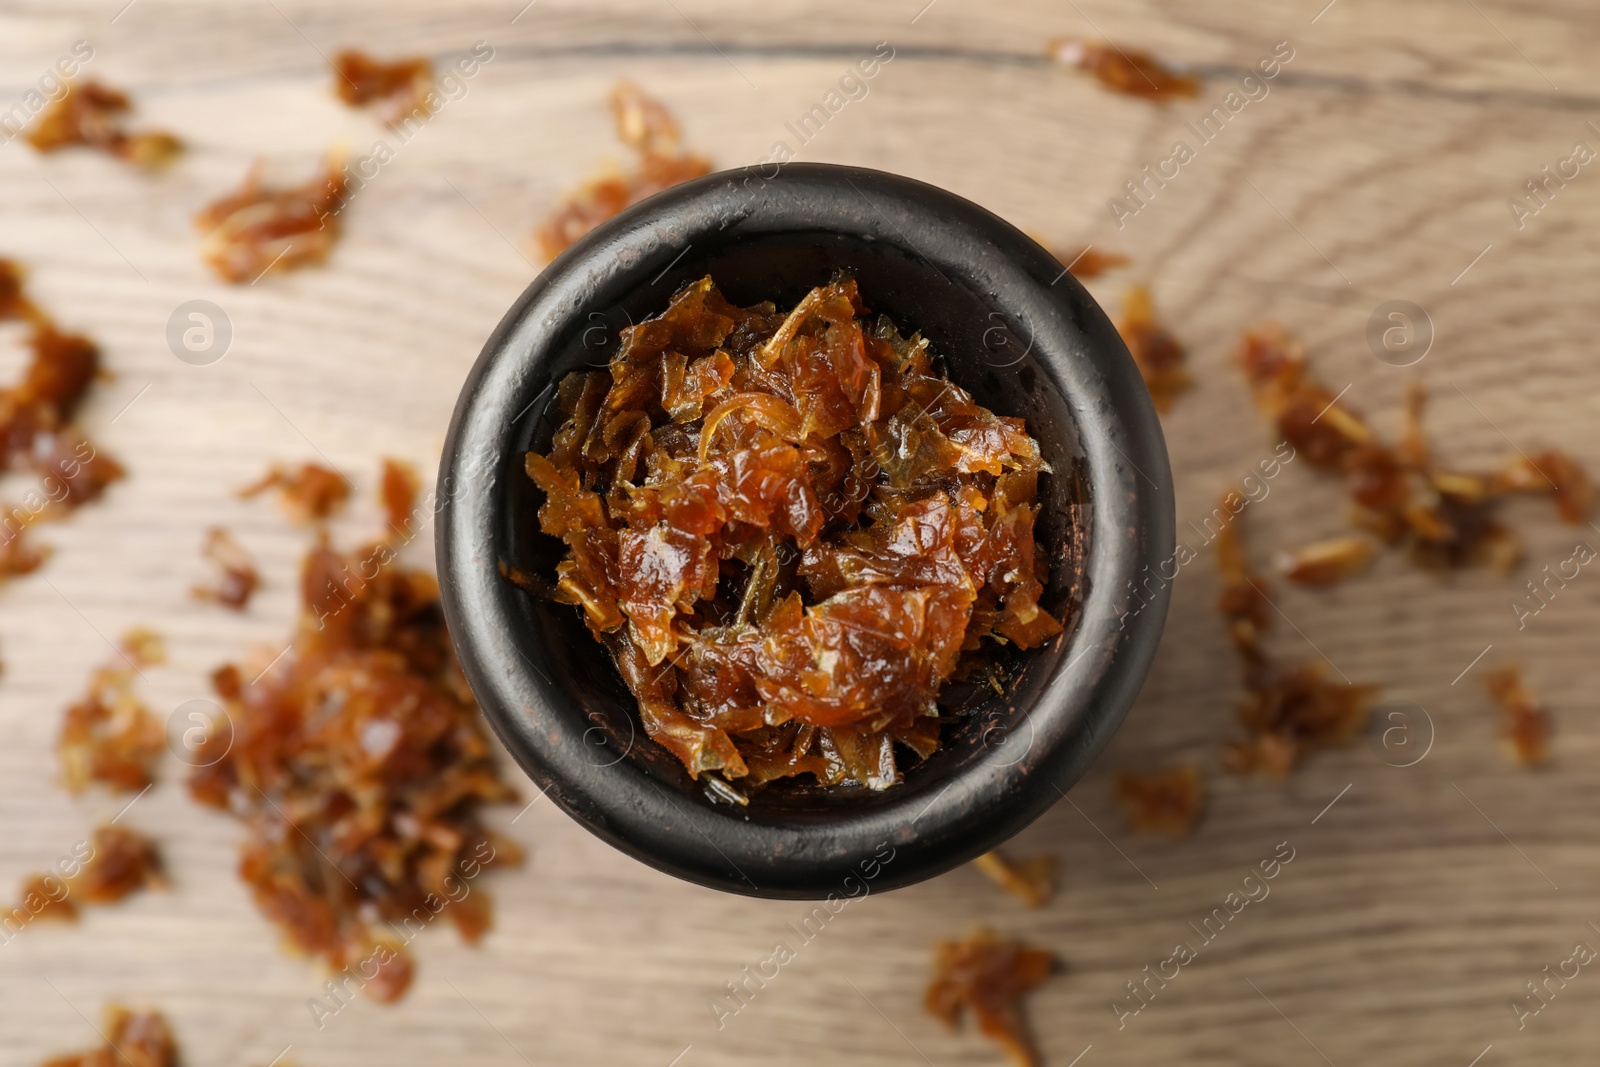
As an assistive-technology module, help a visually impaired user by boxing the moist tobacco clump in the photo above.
[525,275,1064,793]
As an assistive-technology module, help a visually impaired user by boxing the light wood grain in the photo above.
[2,1,1600,1064]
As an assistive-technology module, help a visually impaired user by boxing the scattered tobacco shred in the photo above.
[239,462,351,523]
[380,457,421,535]
[1117,285,1190,414]
[0,258,124,584]
[1238,327,1593,577]
[40,1004,179,1067]
[189,467,522,1001]
[17,824,166,923]
[525,275,1064,792]
[1485,664,1549,767]
[58,630,165,794]
[16,873,78,923]
[74,825,166,904]
[926,928,1057,1067]
[1215,500,1377,775]
[1277,535,1375,588]
[1046,37,1200,101]
[332,50,434,127]
[535,81,711,261]
[1054,245,1130,280]
[1498,450,1595,524]
[973,850,1057,908]
[192,526,260,610]
[1115,764,1205,837]
[24,80,183,168]
[196,156,349,283]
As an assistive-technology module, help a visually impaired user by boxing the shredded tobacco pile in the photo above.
[1485,664,1550,767]
[192,526,260,610]
[58,630,165,794]
[1117,285,1190,413]
[1215,498,1377,775]
[1116,764,1205,837]
[524,275,1063,792]
[0,259,125,581]
[973,850,1057,908]
[535,81,711,261]
[189,462,522,1001]
[24,80,182,167]
[926,928,1057,1067]
[19,825,166,923]
[1238,326,1593,580]
[196,158,349,283]
[40,1005,179,1067]
[1047,37,1200,101]
[332,49,434,127]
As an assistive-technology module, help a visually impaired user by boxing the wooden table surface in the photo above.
[3,1,1600,1064]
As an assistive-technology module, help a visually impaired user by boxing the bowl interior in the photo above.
[498,230,1090,818]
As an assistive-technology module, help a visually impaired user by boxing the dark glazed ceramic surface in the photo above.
[437,163,1174,899]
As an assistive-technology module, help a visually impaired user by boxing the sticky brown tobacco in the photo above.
[0,259,124,585]
[973,850,1057,908]
[190,466,522,1001]
[40,1005,179,1067]
[1485,664,1549,767]
[1116,764,1205,837]
[1117,285,1190,413]
[525,276,1063,792]
[380,457,421,535]
[193,526,260,610]
[1215,500,1376,775]
[332,50,434,127]
[24,80,182,167]
[240,462,351,523]
[58,630,165,794]
[926,928,1057,1067]
[1276,535,1375,588]
[19,825,166,923]
[1047,37,1200,101]
[535,81,711,260]
[196,157,349,282]
[1237,326,1592,579]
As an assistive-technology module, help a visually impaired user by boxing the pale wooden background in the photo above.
[2,1,1599,1064]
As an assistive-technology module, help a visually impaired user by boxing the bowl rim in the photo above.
[436,162,1174,899]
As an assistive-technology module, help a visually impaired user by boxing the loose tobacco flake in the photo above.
[972,850,1057,908]
[1485,664,1549,767]
[239,462,351,523]
[58,631,165,794]
[535,81,711,260]
[1277,535,1376,587]
[1117,285,1190,413]
[1047,37,1200,101]
[192,526,260,610]
[1116,764,1205,838]
[926,928,1057,1067]
[196,157,349,283]
[40,1004,179,1067]
[17,825,166,923]
[332,50,434,128]
[0,259,124,579]
[25,80,182,168]
[525,276,1064,791]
